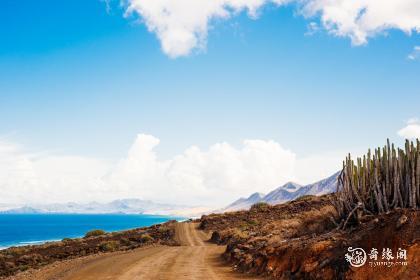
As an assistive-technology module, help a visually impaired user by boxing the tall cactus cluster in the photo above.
[334,139,420,229]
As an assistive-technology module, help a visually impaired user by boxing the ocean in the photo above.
[0,214,182,249]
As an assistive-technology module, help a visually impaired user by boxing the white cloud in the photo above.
[104,134,298,206]
[305,21,320,36]
[124,0,287,58]
[0,139,111,205]
[0,134,346,207]
[408,45,420,60]
[123,0,420,57]
[398,118,420,139]
[299,0,420,46]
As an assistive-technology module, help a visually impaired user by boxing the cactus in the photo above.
[334,139,419,229]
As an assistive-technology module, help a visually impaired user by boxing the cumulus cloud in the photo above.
[94,134,299,206]
[124,0,287,58]
[123,0,420,57]
[0,139,110,205]
[299,0,420,46]
[408,46,420,60]
[0,134,345,207]
[398,118,420,139]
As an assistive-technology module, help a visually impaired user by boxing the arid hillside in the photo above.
[1,195,418,280]
[0,221,178,278]
[200,195,419,279]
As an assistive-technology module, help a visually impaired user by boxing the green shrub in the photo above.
[18,265,29,272]
[99,241,119,252]
[119,238,132,246]
[294,195,316,201]
[111,231,123,237]
[231,228,249,240]
[250,202,270,211]
[7,247,28,257]
[84,229,106,238]
[158,226,169,233]
[139,233,154,243]
[247,219,259,226]
[239,223,250,231]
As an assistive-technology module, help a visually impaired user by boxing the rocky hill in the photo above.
[220,193,265,213]
[222,172,339,212]
[200,195,419,279]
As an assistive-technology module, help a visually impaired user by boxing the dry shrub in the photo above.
[84,229,106,238]
[99,241,119,252]
[250,202,270,211]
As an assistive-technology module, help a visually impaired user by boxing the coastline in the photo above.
[0,239,61,251]
[0,213,185,251]
[0,220,180,278]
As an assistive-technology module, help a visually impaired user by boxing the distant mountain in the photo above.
[0,199,211,217]
[1,206,41,214]
[2,173,340,216]
[221,192,265,212]
[291,171,340,197]
[263,182,303,205]
[222,172,340,212]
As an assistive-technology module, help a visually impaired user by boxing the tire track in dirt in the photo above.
[13,222,262,280]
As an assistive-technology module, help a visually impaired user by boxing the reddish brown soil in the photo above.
[2,195,418,279]
[0,220,178,278]
[199,195,420,280]
[4,223,262,280]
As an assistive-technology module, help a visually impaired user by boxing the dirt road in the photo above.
[13,223,260,280]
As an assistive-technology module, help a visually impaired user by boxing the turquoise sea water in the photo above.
[0,214,181,249]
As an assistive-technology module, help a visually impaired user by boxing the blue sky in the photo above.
[0,0,419,206]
